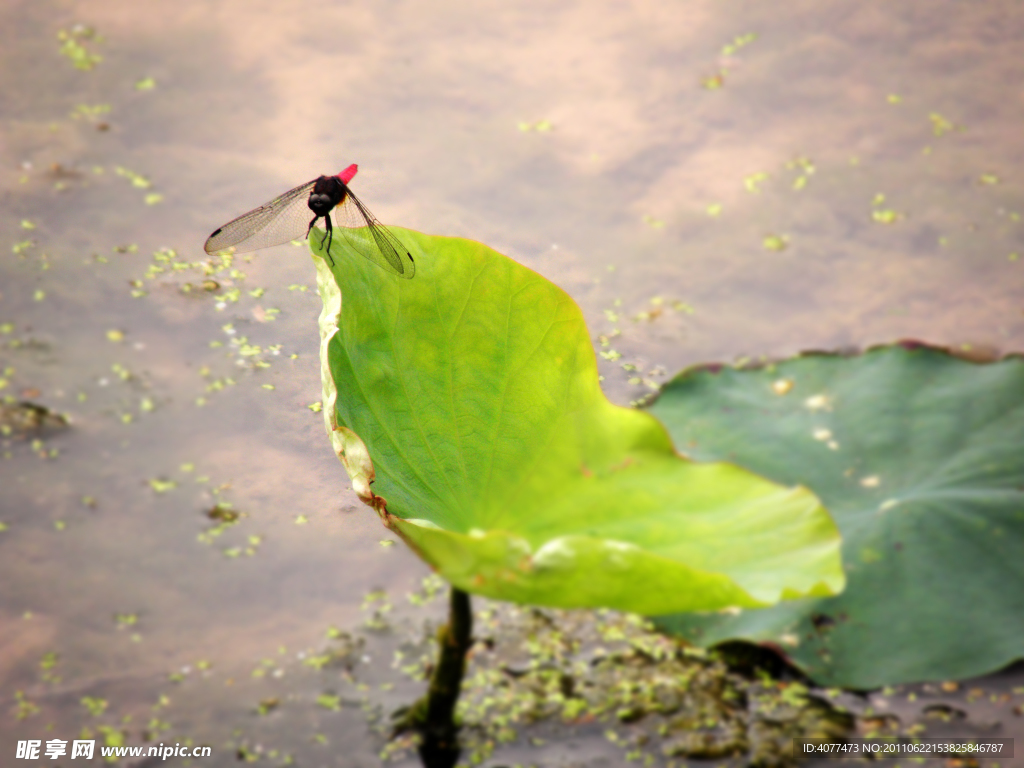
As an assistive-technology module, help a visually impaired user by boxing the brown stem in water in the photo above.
[392,586,473,768]
[419,586,472,768]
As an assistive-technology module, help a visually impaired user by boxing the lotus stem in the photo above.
[414,586,473,768]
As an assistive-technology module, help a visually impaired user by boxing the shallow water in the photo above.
[2,0,1023,765]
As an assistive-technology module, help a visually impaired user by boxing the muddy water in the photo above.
[2,0,1023,765]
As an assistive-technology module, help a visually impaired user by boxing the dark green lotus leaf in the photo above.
[649,344,1024,687]
[312,229,844,614]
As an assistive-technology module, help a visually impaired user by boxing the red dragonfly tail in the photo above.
[338,164,358,184]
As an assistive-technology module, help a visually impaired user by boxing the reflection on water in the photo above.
[2,0,1023,764]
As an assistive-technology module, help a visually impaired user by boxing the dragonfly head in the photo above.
[308,192,335,217]
[308,175,347,217]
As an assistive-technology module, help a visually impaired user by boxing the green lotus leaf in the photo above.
[312,229,843,614]
[649,345,1024,687]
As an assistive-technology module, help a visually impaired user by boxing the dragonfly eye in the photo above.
[308,193,334,216]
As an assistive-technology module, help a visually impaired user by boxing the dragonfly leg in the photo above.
[307,214,334,266]
[323,213,335,266]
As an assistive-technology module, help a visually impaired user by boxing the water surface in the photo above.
[2,0,1023,764]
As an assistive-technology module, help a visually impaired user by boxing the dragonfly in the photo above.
[203,164,414,279]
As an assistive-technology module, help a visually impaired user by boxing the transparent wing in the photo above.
[332,191,416,279]
[204,179,316,254]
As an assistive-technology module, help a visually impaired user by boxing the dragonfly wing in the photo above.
[204,179,316,254]
[333,192,415,279]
